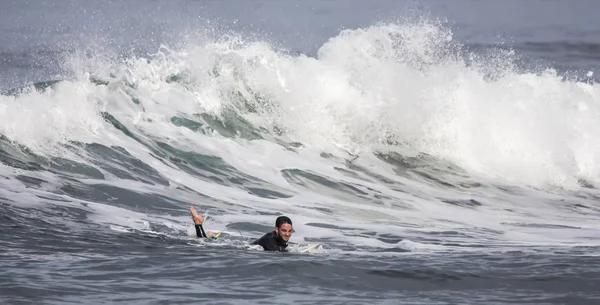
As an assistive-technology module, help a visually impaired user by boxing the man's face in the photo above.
[276,223,293,241]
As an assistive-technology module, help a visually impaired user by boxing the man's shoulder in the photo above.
[251,231,275,244]
[262,231,275,238]
[259,231,277,243]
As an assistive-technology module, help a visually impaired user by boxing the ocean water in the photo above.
[2,1,600,304]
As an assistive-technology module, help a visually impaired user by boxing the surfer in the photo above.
[189,206,293,252]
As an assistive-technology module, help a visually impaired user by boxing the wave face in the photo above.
[2,15,600,305]
[3,22,600,187]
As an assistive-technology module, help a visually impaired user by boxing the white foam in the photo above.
[0,81,107,155]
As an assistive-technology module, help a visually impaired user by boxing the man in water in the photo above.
[189,206,293,252]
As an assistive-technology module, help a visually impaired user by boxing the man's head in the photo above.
[274,216,293,242]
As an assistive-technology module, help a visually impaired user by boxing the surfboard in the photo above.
[296,243,323,254]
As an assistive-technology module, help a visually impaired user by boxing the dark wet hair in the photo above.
[275,216,292,228]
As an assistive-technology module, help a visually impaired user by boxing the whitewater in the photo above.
[2,1,600,304]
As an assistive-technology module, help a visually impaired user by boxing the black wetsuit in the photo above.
[251,231,288,252]
[194,224,208,238]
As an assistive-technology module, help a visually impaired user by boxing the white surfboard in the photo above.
[296,244,323,254]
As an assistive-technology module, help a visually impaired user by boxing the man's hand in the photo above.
[189,206,205,225]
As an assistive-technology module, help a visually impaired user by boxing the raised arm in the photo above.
[190,206,218,239]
